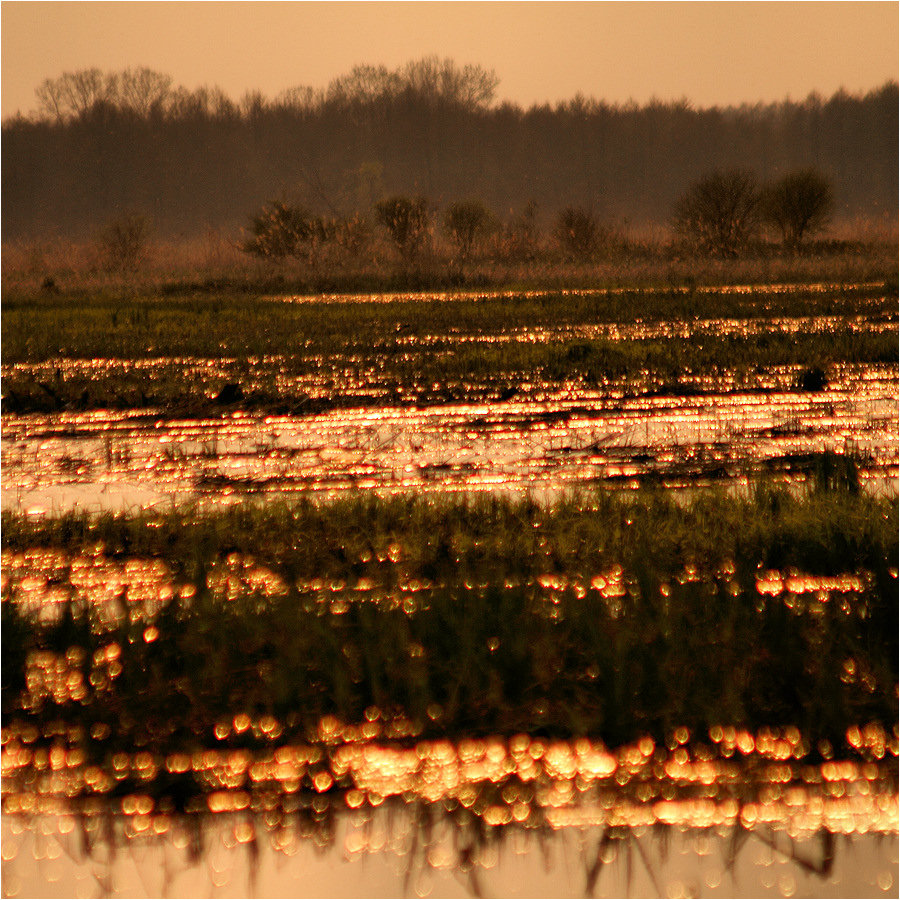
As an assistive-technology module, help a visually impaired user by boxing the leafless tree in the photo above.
[98,214,152,272]
[117,67,173,117]
[762,168,835,250]
[375,196,430,260]
[36,68,114,121]
[443,200,493,260]
[556,206,601,261]
[673,169,762,257]
[275,85,324,113]
[400,57,499,110]
[326,65,400,107]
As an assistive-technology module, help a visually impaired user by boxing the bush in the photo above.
[242,201,332,263]
[374,196,430,261]
[442,200,492,261]
[673,169,762,257]
[331,213,371,259]
[98,214,151,273]
[763,168,835,250]
[555,206,601,262]
[243,201,310,259]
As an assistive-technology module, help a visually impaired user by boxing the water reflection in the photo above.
[3,363,896,514]
[3,723,897,898]
[4,546,897,894]
[265,282,890,304]
[3,285,897,895]
[3,737,897,897]
[2,544,890,628]
[3,809,898,897]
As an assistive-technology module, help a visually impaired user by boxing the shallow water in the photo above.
[3,722,897,898]
[2,363,896,514]
[3,807,897,898]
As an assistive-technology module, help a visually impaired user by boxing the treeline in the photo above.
[2,59,897,240]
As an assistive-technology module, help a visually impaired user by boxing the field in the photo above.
[2,244,898,895]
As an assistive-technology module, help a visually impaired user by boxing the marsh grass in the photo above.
[2,284,895,413]
[3,487,896,755]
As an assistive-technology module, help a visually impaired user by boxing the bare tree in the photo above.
[166,84,236,120]
[98,214,152,272]
[117,67,173,117]
[499,200,541,262]
[443,200,492,260]
[240,90,269,119]
[556,206,601,261]
[326,65,400,107]
[762,168,835,250]
[242,201,321,260]
[36,69,114,121]
[673,169,762,257]
[275,85,324,113]
[34,77,67,123]
[400,57,498,110]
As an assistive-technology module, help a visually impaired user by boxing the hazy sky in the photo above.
[2,1,897,119]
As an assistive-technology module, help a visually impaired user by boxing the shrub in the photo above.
[497,200,541,262]
[763,168,835,250]
[98,214,152,273]
[242,201,332,263]
[442,200,492,261]
[243,201,311,259]
[555,206,601,262]
[331,213,371,259]
[374,196,430,261]
[673,169,762,257]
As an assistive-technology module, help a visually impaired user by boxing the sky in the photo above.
[2,1,897,119]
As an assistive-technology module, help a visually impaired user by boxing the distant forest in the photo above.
[2,58,897,241]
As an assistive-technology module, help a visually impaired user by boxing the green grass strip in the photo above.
[2,284,894,364]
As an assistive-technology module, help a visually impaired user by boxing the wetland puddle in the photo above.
[2,363,896,514]
[3,515,898,896]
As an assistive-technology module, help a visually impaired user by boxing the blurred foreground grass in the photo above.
[3,486,896,756]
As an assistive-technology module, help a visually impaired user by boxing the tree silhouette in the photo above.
[4,66,896,242]
[98,214,152,272]
[763,168,835,249]
[36,68,113,121]
[375,196,430,260]
[443,200,492,260]
[399,57,498,110]
[117,68,173,117]
[555,206,601,261]
[673,169,762,257]
[499,201,541,262]
[242,201,332,262]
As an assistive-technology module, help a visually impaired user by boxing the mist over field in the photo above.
[2,59,897,241]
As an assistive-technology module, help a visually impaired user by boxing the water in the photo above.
[3,723,897,898]
[2,809,897,897]
[2,363,896,514]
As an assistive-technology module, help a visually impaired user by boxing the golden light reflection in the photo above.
[4,721,896,844]
[3,354,896,514]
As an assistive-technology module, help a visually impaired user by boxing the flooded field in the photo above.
[3,362,896,513]
[3,284,898,896]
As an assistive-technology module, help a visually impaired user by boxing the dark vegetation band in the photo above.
[3,59,896,241]
[3,488,897,749]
